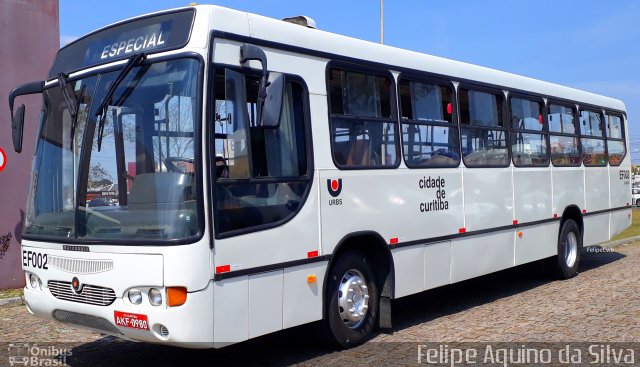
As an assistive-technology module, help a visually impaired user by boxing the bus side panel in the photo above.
[609,166,631,209]
[393,244,426,298]
[513,168,552,223]
[320,169,464,253]
[463,168,513,231]
[583,213,610,246]
[424,241,451,290]
[450,230,514,283]
[214,276,249,347]
[610,209,632,239]
[248,270,283,339]
[552,167,584,214]
[282,262,326,329]
[514,222,558,265]
[585,167,610,212]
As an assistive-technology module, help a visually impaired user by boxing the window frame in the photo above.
[397,73,460,169]
[507,93,549,167]
[605,110,626,166]
[209,63,315,239]
[579,107,607,167]
[326,61,400,170]
[547,100,582,167]
[458,83,510,168]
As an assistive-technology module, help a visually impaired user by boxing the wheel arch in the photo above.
[322,231,395,319]
[560,205,584,239]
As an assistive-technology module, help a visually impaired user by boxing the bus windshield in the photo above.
[24,58,201,243]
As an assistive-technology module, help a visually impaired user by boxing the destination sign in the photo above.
[48,9,195,79]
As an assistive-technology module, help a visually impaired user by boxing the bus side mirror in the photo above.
[12,104,25,153]
[239,44,283,128]
[260,72,284,128]
[8,80,44,153]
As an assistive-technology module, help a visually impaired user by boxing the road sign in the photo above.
[0,147,7,172]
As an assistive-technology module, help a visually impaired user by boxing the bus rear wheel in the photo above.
[325,250,379,348]
[546,219,582,279]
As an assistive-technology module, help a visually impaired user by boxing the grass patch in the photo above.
[0,288,23,299]
[612,208,640,240]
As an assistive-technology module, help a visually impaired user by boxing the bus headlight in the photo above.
[148,288,163,306]
[128,289,142,305]
[29,274,41,290]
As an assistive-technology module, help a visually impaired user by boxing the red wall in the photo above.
[0,0,60,289]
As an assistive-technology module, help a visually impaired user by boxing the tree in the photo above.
[88,162,113,191]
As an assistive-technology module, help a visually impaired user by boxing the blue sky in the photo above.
[60,0,640,161]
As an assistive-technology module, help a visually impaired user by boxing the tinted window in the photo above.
[581,138,607,166]
[548,104,577,134]
[329,69,391,118]
[460,128,508,166]
[580,110,604,137]
[399,79,458,167]
[607,114,623,139]
[329,67,398,168]
[214,70,311,234]
[606,113,625,166]
[460,89,503,127]
[400,80,453,123]
[550,135,581,166]
[510,97,547,166]
[510,98,543,131]
[459,88,508,167]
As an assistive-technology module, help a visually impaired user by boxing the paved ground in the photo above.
[0,244,639,366]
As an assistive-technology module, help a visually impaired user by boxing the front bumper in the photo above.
[24,281,214,349]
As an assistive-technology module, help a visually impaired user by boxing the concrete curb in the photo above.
[597,235,640,250]
[0,296,24,308]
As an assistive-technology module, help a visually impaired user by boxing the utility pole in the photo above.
[380,0,384,44]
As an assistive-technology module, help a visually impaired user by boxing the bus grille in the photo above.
[48,256,114,274]
[48,281,117,306]
[53,310,122,335]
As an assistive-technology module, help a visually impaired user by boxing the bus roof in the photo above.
[69,4,627,112]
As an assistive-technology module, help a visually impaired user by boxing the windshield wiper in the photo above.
[57,73,82,146]
[95,53,146,151]
[58,73,77,117]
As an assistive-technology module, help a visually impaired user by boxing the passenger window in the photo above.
[548,104,578,134]
[213,69,311,235]
[328,67,398,168]
[399,78,458,167]
[459,87,508,167]
[580,109,606,166]
[580,110,604,137]
[606,113,625,166]
[509,97,548,166]
[581,138,607,166]
[548,103,580,166]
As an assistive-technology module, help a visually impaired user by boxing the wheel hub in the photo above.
[564,231,578,268]
[337,269,370,329]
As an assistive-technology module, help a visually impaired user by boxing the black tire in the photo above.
[545,219,582,279]
[636,199,640,207]
[325,250,379,348]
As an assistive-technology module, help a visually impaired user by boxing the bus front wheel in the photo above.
[325,250,379,348]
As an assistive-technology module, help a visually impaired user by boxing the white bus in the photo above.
[9,5,631,348]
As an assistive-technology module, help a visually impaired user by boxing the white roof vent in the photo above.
[282,15,317,29]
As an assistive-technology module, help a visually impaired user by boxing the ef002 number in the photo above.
[23,250,48,270]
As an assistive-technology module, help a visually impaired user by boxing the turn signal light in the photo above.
[307,274,317,284]
[167,287,187,307]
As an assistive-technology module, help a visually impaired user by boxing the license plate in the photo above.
[114,311,149,330]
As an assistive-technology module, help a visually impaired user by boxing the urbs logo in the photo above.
[327,179,342,197]
[327,179,343,206]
